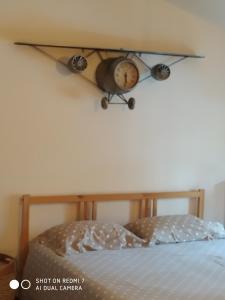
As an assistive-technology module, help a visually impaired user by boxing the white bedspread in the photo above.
[22,239,225,300]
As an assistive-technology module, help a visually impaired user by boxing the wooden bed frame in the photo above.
[19,189,204,271]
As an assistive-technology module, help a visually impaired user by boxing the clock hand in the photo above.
[124,72,127,87]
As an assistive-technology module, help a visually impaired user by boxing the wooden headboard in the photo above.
[19,189,204,270]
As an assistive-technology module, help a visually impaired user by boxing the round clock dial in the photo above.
[114,60,139,91]
[96,57,139,95]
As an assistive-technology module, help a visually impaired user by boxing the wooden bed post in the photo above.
[152,198,157,217]
[19,195,30,273]
[198,189,205,218]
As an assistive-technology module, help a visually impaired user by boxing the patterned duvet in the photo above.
[22,239,225,300]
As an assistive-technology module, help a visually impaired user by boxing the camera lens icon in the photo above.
[21,279,31,289]
[9,279,31,290]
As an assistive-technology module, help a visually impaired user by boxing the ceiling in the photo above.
[166,0,225,27]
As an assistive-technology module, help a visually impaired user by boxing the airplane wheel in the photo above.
[101,97,108,110]
[128,98,135,110]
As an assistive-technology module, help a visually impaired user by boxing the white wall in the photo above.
[0,0,225,257]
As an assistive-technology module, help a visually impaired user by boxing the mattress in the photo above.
[21,239,225,300]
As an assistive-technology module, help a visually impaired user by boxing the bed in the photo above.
[19,190,225,300]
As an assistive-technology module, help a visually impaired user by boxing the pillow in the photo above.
[204,220,225,239]
[125,215,225,245]
[34,220,144,256]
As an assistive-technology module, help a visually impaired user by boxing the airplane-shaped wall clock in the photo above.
[15,42,204,110]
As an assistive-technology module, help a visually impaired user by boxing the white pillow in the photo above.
[204,221,225,239]
[34,220,145,256]
[125,215,225,245]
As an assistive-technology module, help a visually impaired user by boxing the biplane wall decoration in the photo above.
[15,42,204,110]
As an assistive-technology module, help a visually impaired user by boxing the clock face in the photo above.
[114,59,139,91]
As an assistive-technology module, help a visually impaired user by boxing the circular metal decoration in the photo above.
[101,97,108,110]
[128,97,135,110]
[68,55,88,72]
[96,57,139,95]
[151,64,170,81]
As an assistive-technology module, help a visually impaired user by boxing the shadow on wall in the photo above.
[213,181,225,225]
[205,181,225,225]
[0,24,195,55]
[29,46,98,90]
[166,0,225,28]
